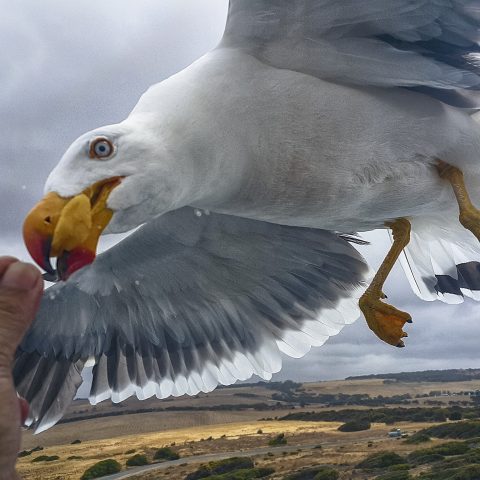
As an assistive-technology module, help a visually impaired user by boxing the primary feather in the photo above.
[15,208,368,432]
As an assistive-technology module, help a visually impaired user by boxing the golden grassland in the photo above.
[305,378,480,399]
[133,426,445,480]
[21,376,480,450]
[18,420,431,480]
[17,376,480,479]
[17,420,338,479]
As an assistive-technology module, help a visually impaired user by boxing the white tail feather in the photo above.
[395,218,480,304]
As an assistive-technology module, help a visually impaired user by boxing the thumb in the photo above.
[0,259,43,366]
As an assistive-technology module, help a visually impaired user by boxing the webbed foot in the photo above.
[359,293,411,347]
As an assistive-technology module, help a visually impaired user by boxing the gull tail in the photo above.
[394,217,480,304]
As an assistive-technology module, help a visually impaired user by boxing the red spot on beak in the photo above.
[57,247,96,281]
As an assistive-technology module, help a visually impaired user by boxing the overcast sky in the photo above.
[1,0,479,386]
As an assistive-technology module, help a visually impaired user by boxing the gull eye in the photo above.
[90,137,114,159]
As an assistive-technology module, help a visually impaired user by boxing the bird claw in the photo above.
[359,293,412,347]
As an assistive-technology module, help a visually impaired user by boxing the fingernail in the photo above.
[0,262,39,290]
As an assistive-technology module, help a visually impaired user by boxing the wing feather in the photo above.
[220,0,480,107]
[14,208,369,431]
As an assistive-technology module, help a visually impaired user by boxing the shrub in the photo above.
[338,421,371,432]
[375,471,411,480]
[126,454,149,467]
[285,466,338,480]
[449,412,462,421]
[207,467,275,479]
[409,453,445,465]
[418,464,480,480]
[125,449,136,455]
[423,421,480,439]
[430,442,470,456]
[80,459,122,479]
[356,452,405,469]
[268,433,287,446]
[71,439,82,444]
[18,450,32,458]
[185,457,254,480]
[257,429,263,434]
[404,433,431,444]
[31,455,56,462]
[31,455,59,462]
[67,455,83,460]
[408,441,470,464]
[389,464,410,471]
[154,447,180,462]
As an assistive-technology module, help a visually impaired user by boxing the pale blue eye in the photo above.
[91,138,113,159]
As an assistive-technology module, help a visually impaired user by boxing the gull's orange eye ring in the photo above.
[89,137,114,159]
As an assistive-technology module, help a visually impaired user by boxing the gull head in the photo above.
[23,119,180,281]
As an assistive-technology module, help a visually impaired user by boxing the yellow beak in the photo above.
[23,177,122,281]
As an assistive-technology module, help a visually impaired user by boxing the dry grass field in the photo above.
[304,378,480,399]
[18,420,430,480]
[16,375,480,479]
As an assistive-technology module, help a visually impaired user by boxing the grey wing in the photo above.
[14,208,369,433]
[220,0,480,108]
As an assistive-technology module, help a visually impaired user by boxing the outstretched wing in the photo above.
[220,0,480,108]
[14,208,369,433]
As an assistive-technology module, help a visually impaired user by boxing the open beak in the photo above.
[23,177,122,281]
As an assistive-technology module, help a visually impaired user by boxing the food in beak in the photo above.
[23,177,121,281]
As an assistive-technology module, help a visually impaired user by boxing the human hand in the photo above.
[0,258,43,480]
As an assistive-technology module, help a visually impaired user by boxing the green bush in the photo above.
[356,451,405,469]
[418,464,480,479]
[409,442,470,464]
[80,459,122,479]
[207,467,275,479]
[186,457,254,480]
[338,421,371,432]
[449,412,462,421]
[422,421,480,440]
[71,439,82,444]
[375,471,411,480]
[389,464,410,471]
[268,433,287,446]
[409,453,445,466]
[19,446,43,458]
[154,447,180,462]
[31,455,60,463]
[126,454,149,466]
[67,455,83,460]
[431,442,470,456]
[404,433,431,444]
[285,466,338,480]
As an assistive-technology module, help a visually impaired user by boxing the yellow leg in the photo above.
[359,218,412,348]
[437,160,480,241]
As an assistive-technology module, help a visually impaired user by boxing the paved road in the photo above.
[102,433,383,480]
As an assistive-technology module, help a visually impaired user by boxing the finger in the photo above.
[0,261,42,292]
[0,262,44,362]
[0,257,17,279]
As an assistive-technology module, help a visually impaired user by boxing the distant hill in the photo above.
[346,368,480,383]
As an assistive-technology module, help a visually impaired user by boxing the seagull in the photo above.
[15,0,480,432]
